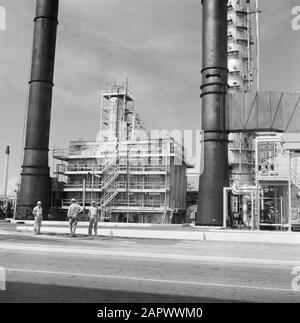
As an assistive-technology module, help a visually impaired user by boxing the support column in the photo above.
[2,146,10,197]
[197,0,229,226]
[17,0,59,219]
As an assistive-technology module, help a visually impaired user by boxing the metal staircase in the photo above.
[102,154,119,173]
[101,172,119,191]
[100,152,119,221]
[101,184,119,207]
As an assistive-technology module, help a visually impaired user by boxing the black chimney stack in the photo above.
[17,0,59,219]
[197,0,229,226]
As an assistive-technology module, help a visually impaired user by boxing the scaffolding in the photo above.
[99,80,136,142]
[53,138,190,223]
[53,81,193,223]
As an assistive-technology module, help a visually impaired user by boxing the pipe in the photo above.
[246,0,252,92]
[255,0,260,91]
[17,0,59,219]
[131,115,136,141]
[232,182,257,195]
[197,0,229,226]
[2,146,10,197]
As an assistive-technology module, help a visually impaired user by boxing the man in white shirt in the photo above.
[32,201,43,235]
[67,198,83,237]
[88,200,99,236]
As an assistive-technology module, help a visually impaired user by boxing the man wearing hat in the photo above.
[67,198,83,237]
[88,201,99,236]
[32,201,43,235]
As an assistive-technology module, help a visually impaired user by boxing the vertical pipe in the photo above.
[255,137,260,230]
[127,144,130,223]
[246,0,252,92]
[83,178,86,214]
[288,152,292,232]
[251,191,254,230]
[131,115,136,141]
[163,146,168,224]
[3,146,10,197]
[197,0,229,226]
[223,188,227,228]
[255,0,260,91]
[91,165,94,202]
[17,0,59,219]
[280,196,283,230]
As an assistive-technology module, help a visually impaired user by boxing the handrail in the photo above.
[61,199,166,209]
[64,181,170,190]
[58,163,170,173]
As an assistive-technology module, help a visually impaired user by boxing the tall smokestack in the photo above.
[196,0,229,226]
[17,0,59,219]
[2,146,10,197]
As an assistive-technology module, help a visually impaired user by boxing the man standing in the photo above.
[32,201,43,235]
[67,198,82,237]
[88,201,99,236]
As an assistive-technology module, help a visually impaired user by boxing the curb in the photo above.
[16,224,300,244]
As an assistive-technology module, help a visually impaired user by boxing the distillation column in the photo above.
[17,0,59,218]
[197,0,229,226]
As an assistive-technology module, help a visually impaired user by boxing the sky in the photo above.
[0,0,300,194]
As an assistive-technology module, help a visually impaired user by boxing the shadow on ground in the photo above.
[0,281,241,303]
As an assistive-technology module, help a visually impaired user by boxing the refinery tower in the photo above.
[227,0,258,186]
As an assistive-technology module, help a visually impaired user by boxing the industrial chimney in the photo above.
[2,146,10,197]
[197,0,229,226]
[17,0,59,219]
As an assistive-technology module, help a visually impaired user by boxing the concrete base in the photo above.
[14,221,300,244]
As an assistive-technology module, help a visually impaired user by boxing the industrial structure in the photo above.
[255,134,300,230]
[224,1,300,231]
[53,81,193,223]
[2,146,10,198]
[227,0,254,92]
[197,0,229,226]
[17,0,59,219]
[227,0,257,186]
[15,0,300,230]
[224,133,300,231]
[0,146,14,219]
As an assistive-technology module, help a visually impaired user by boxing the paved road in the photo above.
[0,223,299,303]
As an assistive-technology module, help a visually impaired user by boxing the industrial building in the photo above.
[53,81,194,223]
[224,133,300,231]
[14,0,300,231]
[187,0,257,222]
[226,0,256,227]
[224,1,300,231]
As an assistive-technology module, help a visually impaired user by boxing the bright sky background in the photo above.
[0,0,300,194]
